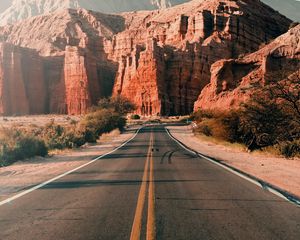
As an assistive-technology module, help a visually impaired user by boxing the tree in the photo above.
[266,70,300,124]
[239,69,300,151]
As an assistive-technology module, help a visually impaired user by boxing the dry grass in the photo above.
[98,129,121,143]
[0,115,81,129]
[194,133,246,152]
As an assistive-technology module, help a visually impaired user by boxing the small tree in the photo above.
[97,96,136,115]
[239,69,300,151]
[266,70,300,125]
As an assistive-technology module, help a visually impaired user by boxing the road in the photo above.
[0,125,300,240]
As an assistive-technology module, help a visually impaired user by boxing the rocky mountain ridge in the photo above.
[0,0,187,26]
[0,0,299,26]
[0,0,294,116]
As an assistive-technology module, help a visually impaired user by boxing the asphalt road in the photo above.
[0,125,300,240]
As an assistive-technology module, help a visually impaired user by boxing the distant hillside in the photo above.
[0,0,299,27]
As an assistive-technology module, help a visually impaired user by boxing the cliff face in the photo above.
[109,0,291,115]
[0,9,122,115]
[194,25,300,112]
[0,43,46,115]
[0,0,293,116]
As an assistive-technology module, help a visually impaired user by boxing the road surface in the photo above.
[0,125,300,240]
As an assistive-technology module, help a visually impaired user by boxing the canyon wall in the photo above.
[194,24,300,112]
[108,0,292,115]
[0,0,294,116]
[0,43,46,115]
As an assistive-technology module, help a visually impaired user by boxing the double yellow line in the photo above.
[130,131,156,240]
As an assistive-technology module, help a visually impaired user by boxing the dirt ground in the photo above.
[0,115,81,129]
[168,125,300,198]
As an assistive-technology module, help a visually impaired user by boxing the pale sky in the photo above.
[0,0,299,21]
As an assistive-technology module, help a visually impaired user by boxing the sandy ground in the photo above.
[0,115,81,128]
[0,128,137,201]
[168,125,300,198]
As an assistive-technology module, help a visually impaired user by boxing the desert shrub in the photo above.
[191,109,215,122]
[39,122,66,149]
[39,122,86,149]
[131,114,141,120]
[192,71,300,157]
[97,96,136,115]
[197,124,212,136]
[193,102,292,151]
[276,140,300,158]
[79,109,126,143]
[219,111,241,143]
[0,129,47,166]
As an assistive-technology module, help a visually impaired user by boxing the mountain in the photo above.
[0,0,300,25]
[0,0,292,116]
[194,24,300,111]
[0,0,189,26]
[0,0,80,26]
[0,0,299,27]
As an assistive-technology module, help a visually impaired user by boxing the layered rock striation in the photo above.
[0,9,123,115]
[194,24,300,111]
[110,0,292,115]
[0,43,46,115]
[0,0,293,115]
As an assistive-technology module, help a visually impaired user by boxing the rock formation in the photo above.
[110,0,292,115]
[0,0,294,116]
[0,9,123,115]
[0,43,46,115]
[194,24,300,112]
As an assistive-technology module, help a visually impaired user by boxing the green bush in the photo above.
[0,129,47,166]
[131,114,141,120]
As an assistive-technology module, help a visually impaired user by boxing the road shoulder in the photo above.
[0,128,138,201]
[167,125,300,199]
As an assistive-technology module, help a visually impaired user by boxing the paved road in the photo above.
[0,125,300,240]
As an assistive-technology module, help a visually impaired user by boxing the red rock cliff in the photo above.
[0,0,293,115]
[109,0,292,115]
[194,24,300,112]
[0,43,46,115]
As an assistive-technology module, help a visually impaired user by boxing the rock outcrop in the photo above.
[0,43,46,115]
[0,9,123,115]
[194,24,300,112]
[110,0,292,115]
[0,0,293,115]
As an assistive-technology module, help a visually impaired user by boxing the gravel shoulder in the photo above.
[0,128,138,201]
[168,125,300,198]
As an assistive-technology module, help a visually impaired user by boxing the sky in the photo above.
[0,0,299,21]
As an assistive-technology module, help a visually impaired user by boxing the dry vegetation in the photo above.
[0,97,135,167]
[192,71,300,158]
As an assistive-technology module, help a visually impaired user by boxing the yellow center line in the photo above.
[146,133,156,240]
[130,131,154,240]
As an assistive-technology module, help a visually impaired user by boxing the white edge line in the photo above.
[165,128,197,156]
[165,127,300,207]
[0,127,142,207]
